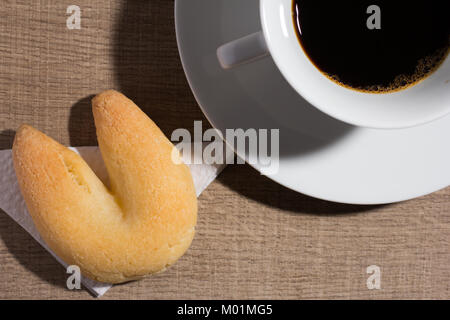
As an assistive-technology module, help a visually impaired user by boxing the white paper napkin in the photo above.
[0,143,231,297]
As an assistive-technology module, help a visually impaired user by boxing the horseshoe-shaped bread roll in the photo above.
[12,90,197,283]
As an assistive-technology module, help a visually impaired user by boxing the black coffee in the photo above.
[293,1,449,93]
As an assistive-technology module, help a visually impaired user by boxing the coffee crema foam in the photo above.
[324,47,449,93]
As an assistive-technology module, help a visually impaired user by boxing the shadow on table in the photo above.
[68,95,97,147]
[0,212,67,289]
[217,164,387,215]
[112,0,205,138]
[0,129,16,150]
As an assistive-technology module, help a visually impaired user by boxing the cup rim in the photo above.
[259,0,450,129]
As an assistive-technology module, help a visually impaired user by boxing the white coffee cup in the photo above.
[217,0,450,129]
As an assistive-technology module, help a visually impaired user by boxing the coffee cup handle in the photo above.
[217,31,269,69]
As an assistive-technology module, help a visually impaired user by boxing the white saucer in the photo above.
[175,0,450,204]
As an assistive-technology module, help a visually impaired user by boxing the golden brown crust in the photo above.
[12,90,197,283]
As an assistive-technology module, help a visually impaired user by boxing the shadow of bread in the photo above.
[0,212,68,290]
[68,95,97,147]
[0,130,16,150]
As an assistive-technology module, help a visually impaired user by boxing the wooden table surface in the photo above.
[0,0,449,299]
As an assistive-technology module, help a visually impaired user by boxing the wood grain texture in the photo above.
[0,0,449,299]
